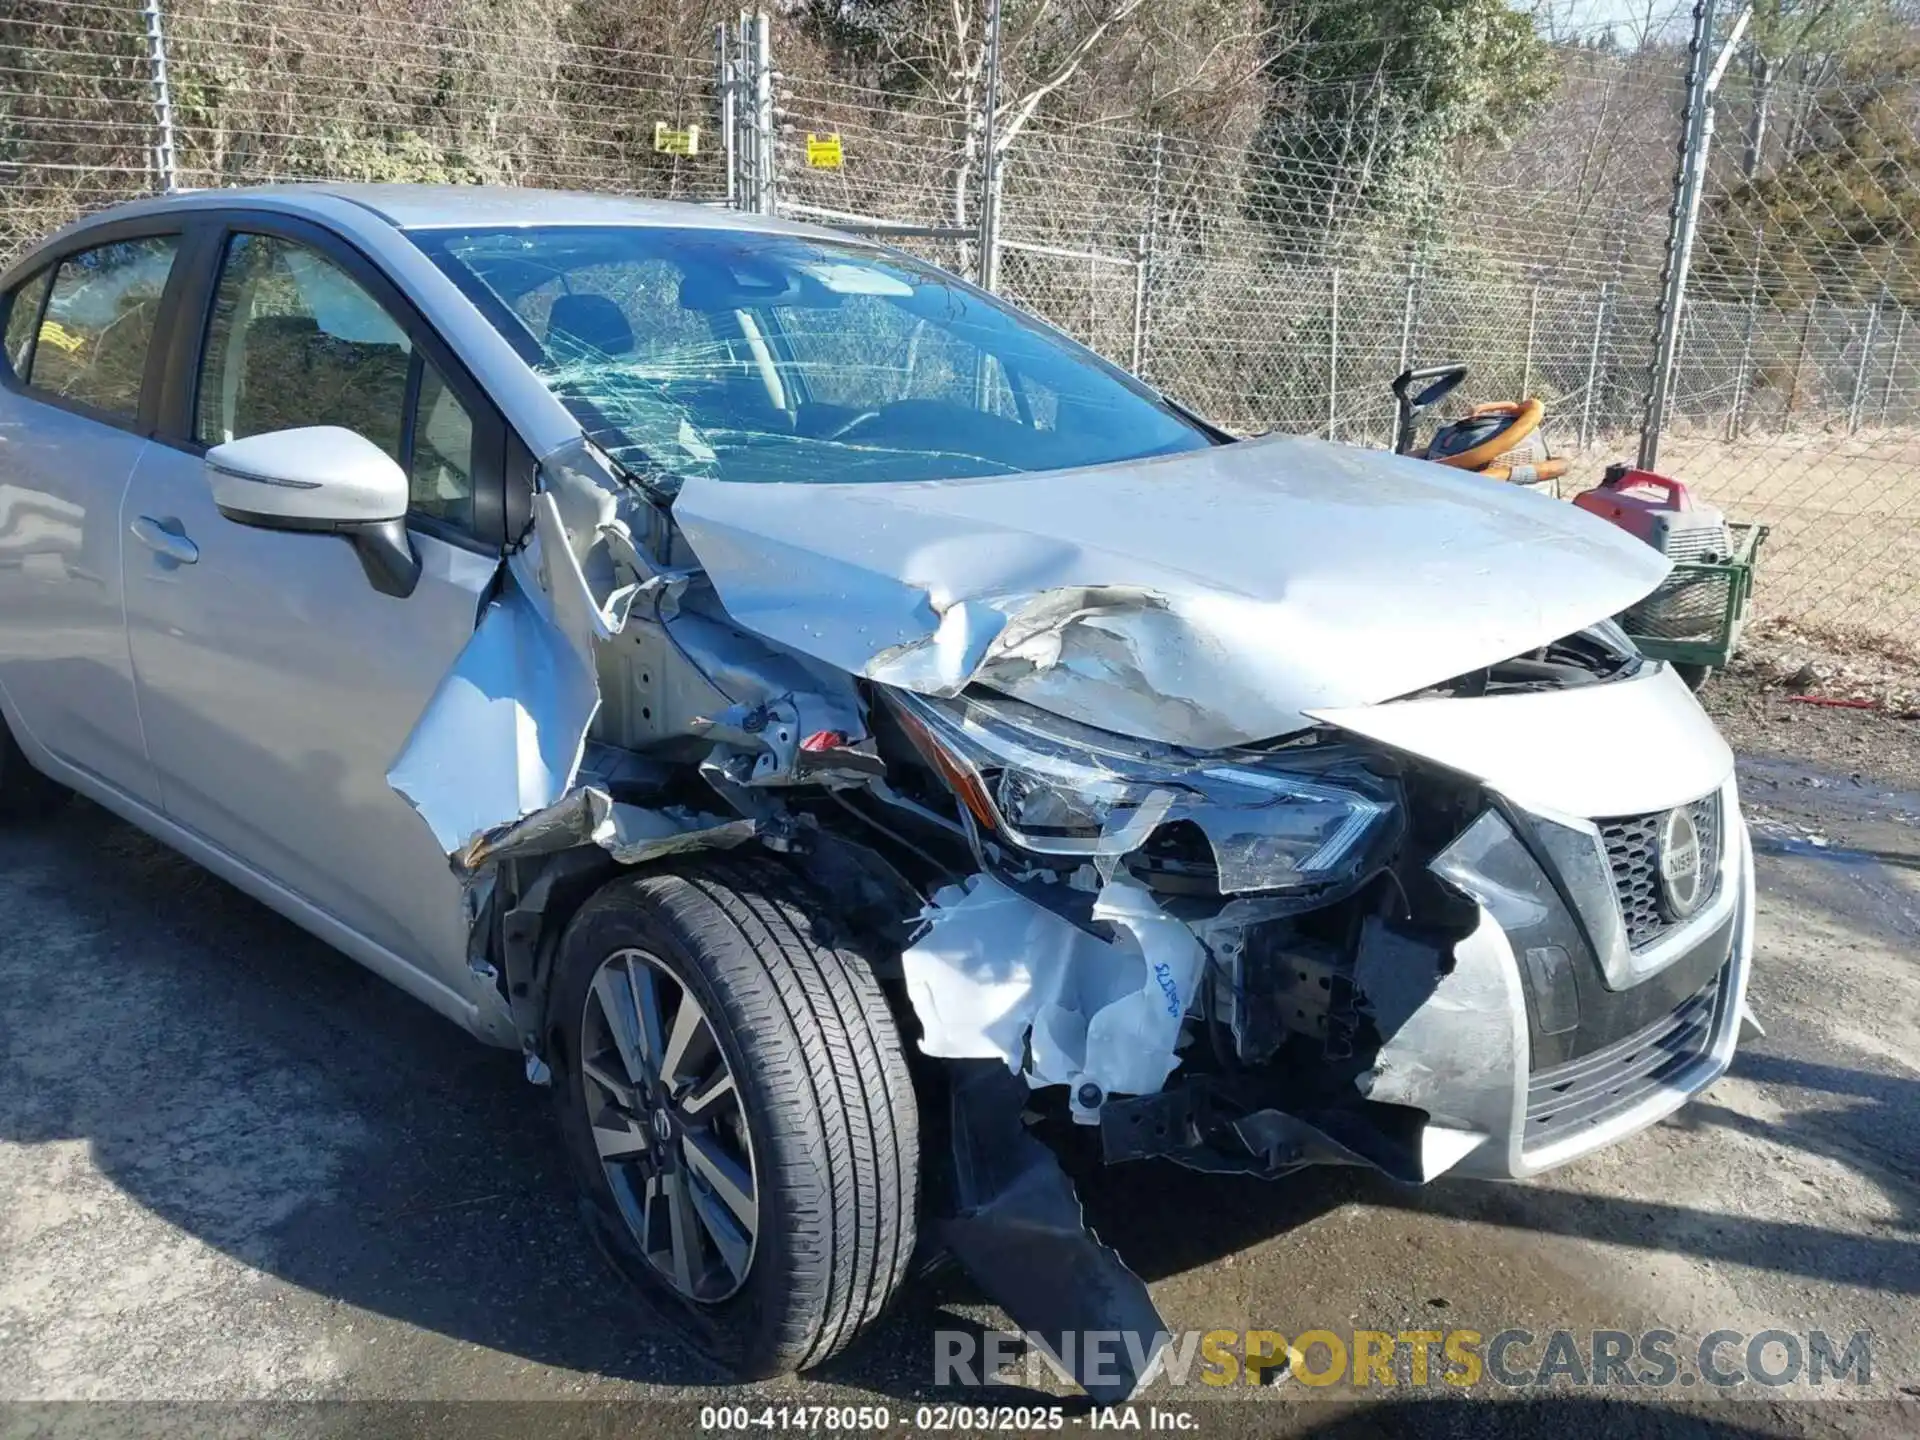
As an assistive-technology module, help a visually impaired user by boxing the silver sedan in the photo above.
[0,184,1754,1402]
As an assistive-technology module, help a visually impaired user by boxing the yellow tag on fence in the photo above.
[653,122,701,156]
[805,133,844,168]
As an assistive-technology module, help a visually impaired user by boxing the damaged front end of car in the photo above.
[381,426,1755,1403]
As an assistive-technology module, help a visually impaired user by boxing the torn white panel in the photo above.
[389,576,599,857]
[902,876,1104,1065]
[1309,663,1732,819]
[1078,876,1206,1105]
[673,432,1670,747]
[900,873,1203,1118]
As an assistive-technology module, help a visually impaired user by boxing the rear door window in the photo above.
[25,236,179,419]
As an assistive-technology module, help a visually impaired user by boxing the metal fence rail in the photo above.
[4,0,1919,644]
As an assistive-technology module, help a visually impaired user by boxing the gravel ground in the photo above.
[1,710,1916,1439]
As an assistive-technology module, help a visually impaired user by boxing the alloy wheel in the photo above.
[579,947,759,1303]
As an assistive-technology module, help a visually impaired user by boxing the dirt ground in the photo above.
[2,696,1917,1440]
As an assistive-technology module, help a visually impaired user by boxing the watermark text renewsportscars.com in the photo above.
[935,1327,1874,1391]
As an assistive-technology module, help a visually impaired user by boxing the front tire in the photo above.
[0,718,70,822]
[549,856,918,1377]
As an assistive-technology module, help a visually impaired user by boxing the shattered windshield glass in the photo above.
[414,225,1213,492]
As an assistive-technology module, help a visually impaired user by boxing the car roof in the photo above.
[39,182,852,243]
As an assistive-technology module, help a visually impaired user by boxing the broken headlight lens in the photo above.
[886,689,1398,893]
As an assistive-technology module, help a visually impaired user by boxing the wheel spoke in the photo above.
[582,1053,639,1108]
[682,1129,756,1233]
[625,955,668,1070]
[659,992,712,1089]
[661,1171,701,1295]
[593,1114,650,1161]
[679,1069,736,1119]
[591,967,648,1085]
[687,1177,753,1284]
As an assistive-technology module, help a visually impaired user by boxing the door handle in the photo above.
[130,515,199,565]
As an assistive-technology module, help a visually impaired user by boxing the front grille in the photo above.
[1525,972,1721,1149]
[1598,793,1721,950]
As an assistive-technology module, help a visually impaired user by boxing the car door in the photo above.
[0,224,188,810]
[121,214,514,992]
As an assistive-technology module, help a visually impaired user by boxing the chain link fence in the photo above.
[4,0,1918,645]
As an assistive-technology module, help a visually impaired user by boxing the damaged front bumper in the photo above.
[907,764,1756,1189]
[1378,777,1755,1182]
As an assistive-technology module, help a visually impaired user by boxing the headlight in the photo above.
[885,689,1399,895]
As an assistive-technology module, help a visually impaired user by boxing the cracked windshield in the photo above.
[418,225,1210,491]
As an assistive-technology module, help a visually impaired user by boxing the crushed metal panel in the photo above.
[458,783,756,872]
[388,576,599,857]
[673,433,1671,746]
[942,1064,1167,1404]
[1347,813,1533,1165]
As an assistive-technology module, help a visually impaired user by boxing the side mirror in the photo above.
[205,426,421,598]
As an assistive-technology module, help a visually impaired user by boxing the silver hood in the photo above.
[671,432,1671,748]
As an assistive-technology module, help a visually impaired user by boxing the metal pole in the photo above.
[143,0,178,193]
[1787,301,1814,419]
[1729,257,1760,439]
[1398,260,1417,372]
[1137,132,1163,381]
[1880,306,1906,425]
[1640,0,1719,472]
[1130,240,1148,373]
[1327,267,1341,440]
[1848,290,1882,433]
[735,14,753,211]
[1523,283,1540,397]
[753,12,775,215]
[716,25,736,209]
[977,0,1004,291]
[1581,282,1611,450]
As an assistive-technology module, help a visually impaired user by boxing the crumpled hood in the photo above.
[671,431,1670,748]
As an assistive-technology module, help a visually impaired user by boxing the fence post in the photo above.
[1881,305,1906,425]
[976,0,1005,291]
[752,12,775,215]
[1786,301,1815,419]
[1327,267,1341,440]
[1130,241,1148,373]
[1639,0,1718,472]
[1134,131,1163,381]
[1728,262,1760,439]
[1397,258,1417,373]
[1523,283,1540,398]
[733,14,755,211]
[1581,281,1611,450]
[716,24,736,209]
[1848,289,1883,433]
[142,0,179,193]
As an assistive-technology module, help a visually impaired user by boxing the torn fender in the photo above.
[672,432,1670,748]
[388,572,600,857]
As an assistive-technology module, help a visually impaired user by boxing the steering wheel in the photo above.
[818,409,884,442]
[1428,399,1545,471]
